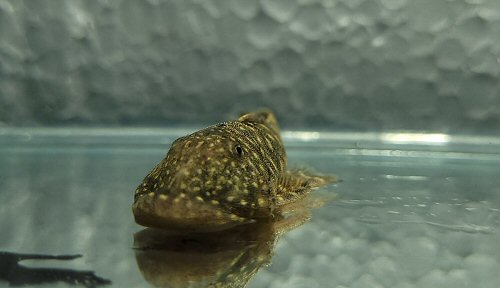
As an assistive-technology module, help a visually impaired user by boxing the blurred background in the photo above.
[1,0,500,133]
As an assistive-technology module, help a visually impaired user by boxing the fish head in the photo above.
[133,121,284,232]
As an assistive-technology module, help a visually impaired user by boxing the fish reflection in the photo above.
[133,207,314,288]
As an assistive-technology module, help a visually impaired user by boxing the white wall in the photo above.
[1,0,499,133]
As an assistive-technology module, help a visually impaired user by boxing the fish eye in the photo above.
[235,145,243,156]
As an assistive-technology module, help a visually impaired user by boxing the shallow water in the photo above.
[1,128,499,288]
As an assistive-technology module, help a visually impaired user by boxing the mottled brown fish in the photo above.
[133,109,335,232]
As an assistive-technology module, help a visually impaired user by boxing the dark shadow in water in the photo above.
[133,211,311,288]
[0,251,111,287]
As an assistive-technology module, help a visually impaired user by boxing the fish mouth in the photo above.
[132,192,251,233]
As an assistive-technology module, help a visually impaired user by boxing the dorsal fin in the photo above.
[238,108,280,136]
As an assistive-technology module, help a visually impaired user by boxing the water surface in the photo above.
[1,129,499,287]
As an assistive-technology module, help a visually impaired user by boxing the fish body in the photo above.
[133,109,333,232]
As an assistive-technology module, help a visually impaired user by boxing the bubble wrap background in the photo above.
[1,0,500,132]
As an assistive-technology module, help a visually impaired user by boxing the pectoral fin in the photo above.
[275,169,337,207]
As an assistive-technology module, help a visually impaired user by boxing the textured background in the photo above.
[1,0,500,133]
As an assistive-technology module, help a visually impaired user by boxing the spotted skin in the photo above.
[132,109,335,232]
